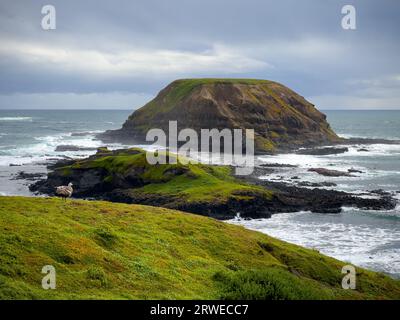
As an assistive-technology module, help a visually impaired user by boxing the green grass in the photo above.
[167,78,274,100]
[129,78,275,118]
[138,163,269,202]
[0,196,399,300]
[60,148,272,203]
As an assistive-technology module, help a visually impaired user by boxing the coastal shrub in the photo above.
[54,253,75,265]
[213,268,330,300]
[93,227,118,249]
[0,276,39,300]
[86,266,108,288]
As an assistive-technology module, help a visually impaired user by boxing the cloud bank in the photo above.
[0,0,399,109]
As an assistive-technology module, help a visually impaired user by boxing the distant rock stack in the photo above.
[98,78,341,153]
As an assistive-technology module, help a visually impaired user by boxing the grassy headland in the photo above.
[0,196,399,300]
[32,148,274,219]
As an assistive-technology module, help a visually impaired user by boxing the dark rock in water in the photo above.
[308,168,354,177]
[370,189,392,196]
[47,159,76,170]
[237,172,397,213]
[342,138,400,145]
[55,145,98,152]
[249,166,274,176]
[358,148,369,152]
[297,181,337,187]
[70,132,93,137]
[260,163,298,168]
[291,176,300,180]
[97,78,341,153]
[314,207,342,214]
[348,168,363,174]
[46,156,73,161]
[12,171,45,181]
[296,147,349,155]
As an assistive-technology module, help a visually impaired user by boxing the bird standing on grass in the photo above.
[55,182,73,200]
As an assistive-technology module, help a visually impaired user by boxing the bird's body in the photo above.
[55,182,73,200]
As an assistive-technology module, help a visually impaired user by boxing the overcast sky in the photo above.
[0,0,399,110]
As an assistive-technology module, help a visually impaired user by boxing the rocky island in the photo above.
[98,79,342,153]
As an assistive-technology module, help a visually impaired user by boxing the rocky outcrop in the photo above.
[30,148,277,219]
[297,181,337,187]
[12,171,46,181]
[308,168,355,177]
[98,79,341,153]
[237,167,397,213]
[55,145,98,152]
[30,148,396,219]
[296,147,348,155]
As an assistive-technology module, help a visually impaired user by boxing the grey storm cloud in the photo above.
[0,0,399,109]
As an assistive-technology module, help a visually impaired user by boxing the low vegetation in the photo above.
[1,196,399,300]
[81,148,269,201]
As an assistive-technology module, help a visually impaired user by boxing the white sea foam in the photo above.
[338,133,400,140]
[0,117,33,121]
[257,142,400,192]
[229,210,400,277]
[259,145,400,169]
[341,206,400,217]
[340,144,400,157]
[0,131,130,166]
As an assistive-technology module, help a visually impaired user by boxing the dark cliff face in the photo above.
[100,79,341,152]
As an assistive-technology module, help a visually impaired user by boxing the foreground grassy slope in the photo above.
[1,196,399,300]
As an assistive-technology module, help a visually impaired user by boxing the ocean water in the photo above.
[232,110,400,278]
[0,110,132,196]
[0,110,132,166]
[0,109,400,277]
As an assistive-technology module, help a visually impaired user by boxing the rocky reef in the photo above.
[30,148,396,219]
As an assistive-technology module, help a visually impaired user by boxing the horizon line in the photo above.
[1,108,400,111]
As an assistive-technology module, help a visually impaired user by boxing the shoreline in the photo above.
[27,145,398,217]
